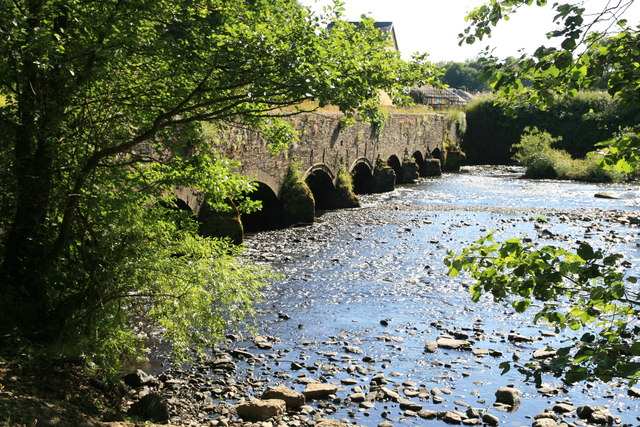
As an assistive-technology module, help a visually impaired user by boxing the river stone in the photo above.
[443,410,464,424]
[303,383,338,400]
[552,402,575,413]
[628,387,640,397]
[379,386,401,401]
[236,398,286,421]
[128,393,170,423]
[262,385,305,409]
[589,410,612,425]
[398,397,422,411]
[507,333,535,343]
[482,413,500,426]
[124,369,158,388]
[576,405,594,419]
[436,337,471,350]
[349,392,366,402]
[466,407,481,419]
[315,419,347,427]
[534,412,558,421]
[494,387,521,406]
[343,345,363,354]
[532,419,559,427]
[425,341,438,353]
[418,409,438,420]
[533,347,557,359]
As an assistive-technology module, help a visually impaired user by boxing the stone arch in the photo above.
[412,151,425,165]
[431,147,443,162]
[241,181,282,232]
[241,169,281,197]
[350,158,374,194]
[304,164,336,210]
[386,155,403,181]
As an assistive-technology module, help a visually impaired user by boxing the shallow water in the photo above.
[234,167,640,426]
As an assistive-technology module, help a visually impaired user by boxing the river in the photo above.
[225,166,639,426]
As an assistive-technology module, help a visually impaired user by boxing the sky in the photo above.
[299,0,640,62]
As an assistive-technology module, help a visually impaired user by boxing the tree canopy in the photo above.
[0,0,440,369]
[438,60,491,92]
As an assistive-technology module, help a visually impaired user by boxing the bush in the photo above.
[513,128,625,182]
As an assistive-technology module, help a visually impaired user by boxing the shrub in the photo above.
[513,128,625,182]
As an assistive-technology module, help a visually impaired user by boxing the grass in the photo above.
[274,100,463,116]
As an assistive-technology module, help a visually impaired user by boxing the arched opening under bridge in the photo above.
[241,182,282,232]
[305,168,335,210]
[351,161,374,194]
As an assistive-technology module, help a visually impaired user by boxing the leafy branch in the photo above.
[445,233,640,385]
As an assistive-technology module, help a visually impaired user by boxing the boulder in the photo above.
[302,383,338,400]
[128,393,170,423]
[123,369,159,388]
[262,385,305,409]
[494,387,521,406]
[236,398,286,421]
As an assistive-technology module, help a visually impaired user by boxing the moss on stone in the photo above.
[420,158,442,177]
[333,165,360,208]
[443,150,466,172]
[281,160,315,226]
[401,160,419,183]
[197,199,244,245]
[372,158,396,193]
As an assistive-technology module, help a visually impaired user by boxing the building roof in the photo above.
[327,21,399,51]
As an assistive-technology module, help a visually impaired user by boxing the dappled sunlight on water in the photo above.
[239,167,640,426]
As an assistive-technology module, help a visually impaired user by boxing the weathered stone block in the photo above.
[443,150,465,172]
[420,158,442,176]
[372,162,396,193]
[401,160,419,183]
[262,385,305,409]
[236,398,286,421]
[197,200,243,245]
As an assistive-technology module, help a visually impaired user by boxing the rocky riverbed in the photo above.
[122,168,640,427]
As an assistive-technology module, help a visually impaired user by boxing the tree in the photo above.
[0,0,440,369]
[448,0,640,384]
[439,60,491,92]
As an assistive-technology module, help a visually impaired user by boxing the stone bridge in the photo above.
[180,112,460,240]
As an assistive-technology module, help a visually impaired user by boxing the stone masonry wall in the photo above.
[210,113,457,196]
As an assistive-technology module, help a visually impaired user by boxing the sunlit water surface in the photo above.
[234,167,640,426]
